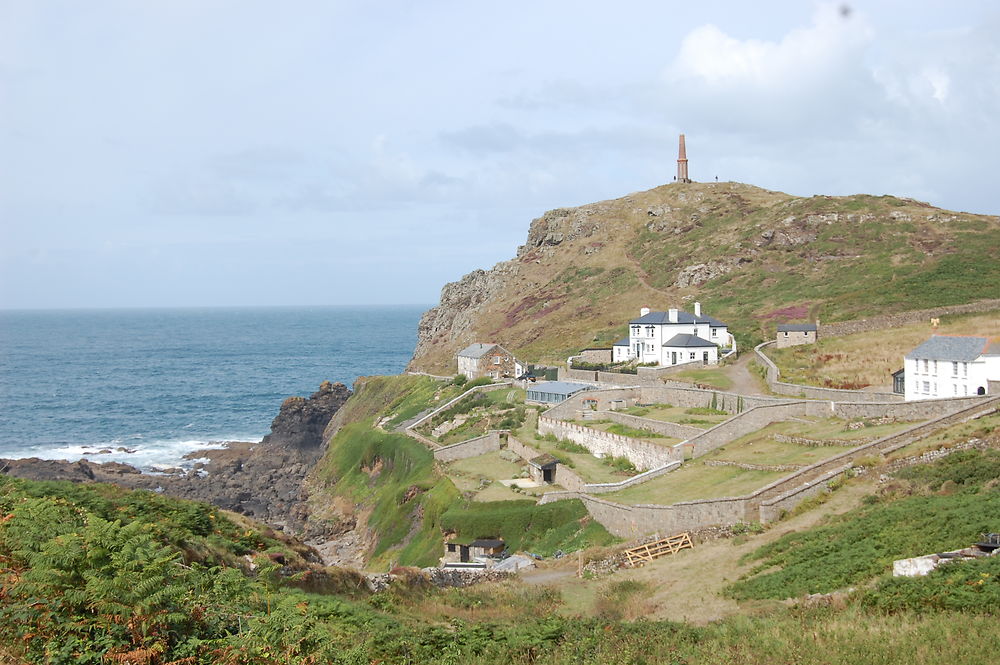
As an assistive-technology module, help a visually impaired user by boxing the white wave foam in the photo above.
[1,435,261,471]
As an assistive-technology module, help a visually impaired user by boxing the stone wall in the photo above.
[757,464,852,522]
[880,437,993,473]
[537,417,682,470]
[819,299,1000,338]
[773,433,865,447]
[831,396,990,421]
[505,435,588,492]
[755,341,902,402]
[576,348,612,364]
[538,492,751,538]
[560,367,600,382]
[682,401,830,458]
[433,430,504,462]
[597,410,704,440]
[580,461,681,495]
[405,381,514,449]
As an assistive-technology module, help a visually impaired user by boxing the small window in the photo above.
[952,361,959,377]
[783,331,789,337]
[711,328,718,337]
[493,357,501,364]
[923,381,930,394]
[689,352,695,359]
[963,362,968,377]
[923,359,929,373]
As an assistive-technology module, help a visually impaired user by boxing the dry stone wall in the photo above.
[537,417,682,470]
[819,299,1000,338]
[755,341,901,402]
[597,410,703,440]
[433,430,504,462]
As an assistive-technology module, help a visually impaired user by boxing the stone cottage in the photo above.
[776,323,818,348]
[456,343,521,380]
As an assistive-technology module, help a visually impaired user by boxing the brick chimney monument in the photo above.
[676,134,691,183]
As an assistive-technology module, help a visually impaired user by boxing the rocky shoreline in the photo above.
[0,380,352,554]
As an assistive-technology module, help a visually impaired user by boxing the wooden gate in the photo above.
[623,532,693,567]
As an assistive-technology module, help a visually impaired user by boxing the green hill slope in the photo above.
[409,182,999,372]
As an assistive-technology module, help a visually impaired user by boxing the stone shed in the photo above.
[776,323,818,348]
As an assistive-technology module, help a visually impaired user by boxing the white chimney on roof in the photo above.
[694,302,702,318]
[640,306,650,316]
[668,308,678,323]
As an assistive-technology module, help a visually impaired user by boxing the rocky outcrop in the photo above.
[0,381,352,536]
[262,380,351,451]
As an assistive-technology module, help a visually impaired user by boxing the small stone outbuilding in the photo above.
[456,343,521,380]
[776,323,818,348]
[527,453,559,484]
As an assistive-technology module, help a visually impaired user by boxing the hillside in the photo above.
[408,181,1000,373]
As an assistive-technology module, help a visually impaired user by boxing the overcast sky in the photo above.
[1,1,997,309]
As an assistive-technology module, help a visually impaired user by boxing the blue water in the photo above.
[0,306,426,470]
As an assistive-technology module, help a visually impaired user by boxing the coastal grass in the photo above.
[671,367,734,390]
[727,448,1000,601]
[605,462,787,505]
[765,311,1000,389]
[885,412,999,460]
[622,403,730,427]
[704,437,843,468]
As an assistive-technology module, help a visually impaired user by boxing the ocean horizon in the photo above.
[0,305,428,470]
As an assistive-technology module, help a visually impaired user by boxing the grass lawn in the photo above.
[622,404,730,428]
[670,367,734,390]
[527,436,630,484]
[765,311,1000,389]
[472,482,528,502]
[705,436,844,467]
[581,421,680,447]
[604,462,787,505]
[777,417,921,441]
[885,412,1000,460]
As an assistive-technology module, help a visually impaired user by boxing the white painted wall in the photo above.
[904,355,993,401]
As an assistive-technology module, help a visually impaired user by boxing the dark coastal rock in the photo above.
[262,380,352,451]
[0,381,353,539]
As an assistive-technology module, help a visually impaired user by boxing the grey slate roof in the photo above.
[630,309,727,327]
[905,336,989,362]
[662,333,718,348]
[777,323,817,332]
[526,381,594,396]
[613,337,630,346]
[457,343,497,359]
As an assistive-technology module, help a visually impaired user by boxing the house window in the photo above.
[632,326,640,336]
[922,359,928,373]
[932,360,937,373]
[954,384,958,395]
[645,326,655,337]
[689,352,695,359]
[783,331,789,337]
[493,357,501,364]
[922,381,930,394]
[712,328,718,337]
[962,362,968,377]
[952,361,959,377]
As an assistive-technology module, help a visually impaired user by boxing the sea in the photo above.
[0,306,427,471]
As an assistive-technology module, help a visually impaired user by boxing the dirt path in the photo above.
[723,352,769,396]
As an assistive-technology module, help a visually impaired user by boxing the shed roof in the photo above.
[662,333,718,348]
[777,323,817,333]
[612,337,630,346]
[457,343,498,359]
[469,538,505,549]
[630,310,727,327]
[529,453,559,469]
[905,336,989,362]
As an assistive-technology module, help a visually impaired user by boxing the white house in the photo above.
[611,302,735,367]
[903,335,999,401]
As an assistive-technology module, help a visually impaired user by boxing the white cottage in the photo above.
[903,335,999,401]
[612,302,735,367]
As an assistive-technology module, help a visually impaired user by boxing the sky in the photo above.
[1,1,998,309]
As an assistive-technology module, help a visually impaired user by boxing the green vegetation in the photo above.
[441,499,615,555]
[728,449,1000,600]
[672,367,734,390]
[606,462,787,505]
[604,422,665,438]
